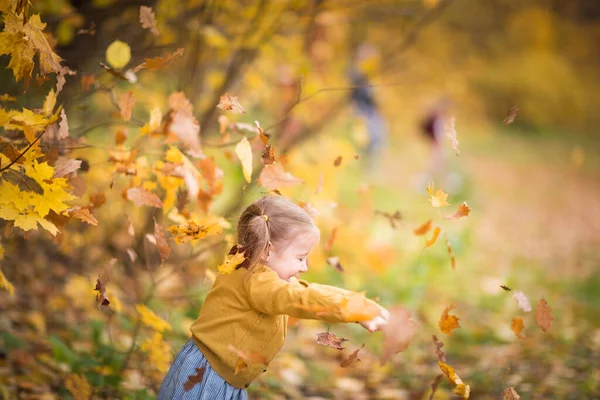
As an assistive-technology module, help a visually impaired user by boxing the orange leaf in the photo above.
[439,303,460,335]
[216,93,246,114]
[427,182,449,207]
[133,48,184,72]
[153,218,171,263]
[80,75,95,91]
[227,344,268,370]
[316,332,348,350]
[340,344,364,368]
[70,207,98,226]
[438,361,470,399]
[261,144,275,165]
[503,106,519,126]
[183,367,205,392]
[381,306,419,364]
[126,187,163,208]
[511,317,524,339]
[340,293,380,321]
[118,91,136,121]
[258,163,303,191]
[444,202,470,220]
[425,227,441,248]
[413,219,432,236]
[502,386,521,399]
[534,297,554,332]
[324,227,337,253]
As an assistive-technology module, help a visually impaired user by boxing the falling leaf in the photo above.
[218,251,246,275]
[429,374,443,400]
[52,158,82,178]
[262,144,275,165]
[439,303,460,335]
[106,40,131,69]
[235,137,253,183]
[58,109,69,139]
[511,317,525,339]
[70,207,98,226]
[381,306,419,364]
[444,116,460,156]
[413,219,432,235]
[333,156,342,167]
[315,171,324,194]
[376,210,402,229]
[425,227,441,248]
[512,291,532,312]
[227,344,268,366]
[0,268,15,296]
[500,285,512,291]
[258,163,303,191]
[502,386,521,399]
[326,256,344,272]
[118,91,136,121]
[99,61,128,80]
[167,92,202,156]
[127,187,163,208]
[444,233,456,270]
[535,297,554,332]
[153,218,171,263]
[43,89,56,116]
[340,293,380,321]
[444,202,470,220]
[340,344,364,367]
[503,106,519,126]
[324,227,338,253]
[298,201,320,218]
[80,75,95,91]
[316,332,348,350]
[217,93,246,114]
[133,48,184,72]
[432,335,446,362]
[427,182,449,208]
[183,368,206,392]
[438,361,470,399]
[139,6,159,36]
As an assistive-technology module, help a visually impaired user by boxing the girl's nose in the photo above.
[299,262,308,273]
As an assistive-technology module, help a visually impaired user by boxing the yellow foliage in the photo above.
[218,251,246,275]
[65,374,92,400]
[136,304,172,332]
[140,332,172,375]
[0,268,15,296]
[438,361,470,399]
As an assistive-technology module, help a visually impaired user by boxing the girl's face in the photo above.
[266,226,320,282]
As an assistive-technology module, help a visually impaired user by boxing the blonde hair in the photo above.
[234,195,316,273]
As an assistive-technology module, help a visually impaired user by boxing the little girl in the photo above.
[158,195,389,399]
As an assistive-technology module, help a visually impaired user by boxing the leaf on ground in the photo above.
[502,386,521,399]
[316,332,348,350]
[218,251,246,275]
[439,303,460,335]
[381,306,419,364]
[511,317,525,339]
[127,187,163,208]
[139,6,159,36]
[438,361,470,399]
[444,202,470,220]
[432,335,446,362]
[444,233,456,270]
[503,106,519,126]
[52,158,81,178]
[413,219,432,235]
[134,48,184,72]
[340,344,364,367]
[217,93,246,114]
[427,182,449,207]
[235,136,253,183]
[535,297,554,332]
[118,90,136,121]
[326,256,344,272]
[258,163,303,191]
[425,227,441,248]
[512,291,532,312]
[70,207,98,226]
[153,218,171,263]
[183,367,206,392]
[444,116,460,156]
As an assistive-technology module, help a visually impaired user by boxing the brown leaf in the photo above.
[444,233,456,270]
[126,187,163,208]
[52,158,82,178]
[432,335,446,362]
[444,202,470,220]
[167,92,202,155]
[340,344,364,368]
[333,156,342,167]
[381,306,419,364]
[153,218,171,263]
[89,192,106,209]
[183,367,205,392]
[216,93,246,114]
[502,386,521,400]
[80,75,95,92]
[133,48,184,73]
[258,163,303,191]
[439,303,460,335]
[70,207,98,226]
[316,332,348,350]
[500,285,512,291]
[139,6,159,36]
[262,145,275,165]
[534,297,554,332]
[429,374,443,400]
[503,106,519,126]
[94,259,116,308]
[99,62,128,80]
[326,256,344,272]
[511,317,525,339]
[58,109,69,139]
[118,91,136,121]
[376,210,402,229]
[425,227,441,248]
[115,128,128,146]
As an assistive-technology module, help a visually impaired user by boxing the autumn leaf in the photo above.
[503,106,519,126]
[127,187,163,208]
[234,358,248,375]
[262,144,275,165]
[258,163,303,191]
[326,256,344,272]
[167,92,202,156]
[43,89,56,116]
[0,94,16,102]
[381,306,419,364]
[444,233,456,269]
[153,218,171,263]
[535,297,554,332]
[58,109,69,139]
[81,75,96,91]
[429,375,443,400]
[183,367,205,392]
[439,303,460,335]
[218,251,246,275]
[168,221,214,244]
[316,332,348,350]
[444,116,460,156]
[94,275,110,307]
[425,227,441,248]
[106,40,131,69]
[52,158,81,178]
[217,93,246,114]
[324,226,337,253]
[136,304,172,332]
[340,293,380,321]
[444,202,470,220]
[333,156,342,167]
[427,182,449,208]
[432,335,446,362]
[500,285,512,291]
[0,268,15,296]
[139,332,172,374]
[413,219,432,235]
[235,136,253,183]
[512,291,532,312]
[340,344,364,367]
[502,386,521,399]
[70,207,98,226]
[511,317,525,339]
[119,90,136,121]
[133,48,184,72]
[139,6,159,36]
[375,210,402,229]
[438,361,470,399]
[65,374,92,400]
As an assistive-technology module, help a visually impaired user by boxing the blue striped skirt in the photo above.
[158,339,248,400]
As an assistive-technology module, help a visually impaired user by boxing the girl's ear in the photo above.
[265,241,273,261]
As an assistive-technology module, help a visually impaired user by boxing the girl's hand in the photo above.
[359,306,390,332]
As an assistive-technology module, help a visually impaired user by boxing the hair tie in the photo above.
[262,214,269,222]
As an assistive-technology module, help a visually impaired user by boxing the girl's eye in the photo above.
[297,258,304,262]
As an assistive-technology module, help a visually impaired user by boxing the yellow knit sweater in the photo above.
[190,264,377,389]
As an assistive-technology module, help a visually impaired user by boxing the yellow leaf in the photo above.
[218,251,246,275]
[202,26,228,48]
[136,304,172,332]
[511,317,525,339]
[429,189,449,208]
[119,90,136,121]
[140,332,172,373]
[133,48,184,73]
[65,374,92,400]
[106,40,131,69]
[43,89,56,116]
[235,136,253,183]
[438,361,470,399]
[425,227,441,248]
[140,107,163,135]
[0,268,15,296]
[444,202,470,220]
[439,303,460,335]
